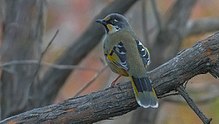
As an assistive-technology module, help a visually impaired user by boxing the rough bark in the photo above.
[1,31,218,124]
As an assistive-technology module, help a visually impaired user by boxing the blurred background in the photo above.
[1,0,219,124]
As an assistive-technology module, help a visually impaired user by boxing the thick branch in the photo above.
[1,31,219,124]
[185,18,219,36]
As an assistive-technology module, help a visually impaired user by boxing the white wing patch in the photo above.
[136,40,150,66]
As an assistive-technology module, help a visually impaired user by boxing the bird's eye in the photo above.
[110,20,115,25]
[114,19,118,22]
[110,19,118,25]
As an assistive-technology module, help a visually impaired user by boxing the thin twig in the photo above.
[141,0,150,47]
[31,29,59,85]
[27,30,59,101]
[163,93,219,105]
[158,91,178,99]
[35,30,59,76]
[150,0,161,30]
[74,65,108,97]
[164,83,219,105]
[0,60,99,72]
[183,80,189,88]
[177,86,212,124]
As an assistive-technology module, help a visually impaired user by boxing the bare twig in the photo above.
[26,30,59,109]
[74,65,108,97]
[163,93,219,105]
[163,83,219,105]
[0,60,99,72]
[177,86,212,124]
[158,91,178,99]
[141,0,150,47]
[150,0,161,30]
[30,29,59,85]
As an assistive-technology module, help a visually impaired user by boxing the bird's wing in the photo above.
[106,42,129,71]
[136,40,150,66]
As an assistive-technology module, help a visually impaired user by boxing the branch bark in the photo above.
[1,31,219,124]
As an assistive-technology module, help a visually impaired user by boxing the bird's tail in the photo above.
[130,76,158,108]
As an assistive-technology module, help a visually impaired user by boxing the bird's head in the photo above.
[96,13,130,34]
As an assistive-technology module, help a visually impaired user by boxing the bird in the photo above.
[96,13,158,108]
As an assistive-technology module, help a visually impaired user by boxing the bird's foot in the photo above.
[110,75,122,90]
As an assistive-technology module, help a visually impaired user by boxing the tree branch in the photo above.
[163,83,219,105]
[177,86,212,124]
[150,0,161,30]
[185,17,219,37]
[1,31,219,124]
[141,0,149,47]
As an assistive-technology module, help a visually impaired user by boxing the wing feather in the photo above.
[136,40,150,66]
[106,42,129,71]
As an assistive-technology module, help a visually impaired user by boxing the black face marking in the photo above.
[105,13,129,29]
[104,25,109,33]
[97,13,131,33]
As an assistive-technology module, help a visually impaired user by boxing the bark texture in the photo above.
[1,32,218,124]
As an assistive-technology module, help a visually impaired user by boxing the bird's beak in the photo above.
[96,19,107,25]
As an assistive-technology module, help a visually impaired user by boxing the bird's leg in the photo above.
[110,75,122,87]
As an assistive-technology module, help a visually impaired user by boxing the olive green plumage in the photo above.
[97,13,158,108]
